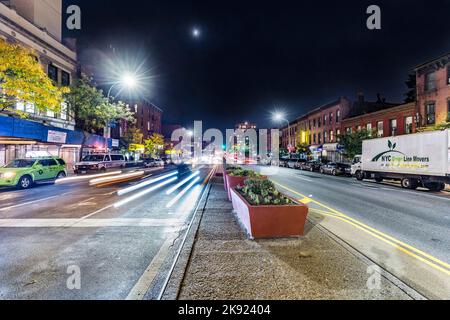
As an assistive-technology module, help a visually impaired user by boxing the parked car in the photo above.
[300,160,322,172]
[279,157,290,167]
[0,157,67,189]
[287,158,307,169]
[143,158,165,168]
[74,154,126,174]
[320,162,351,176]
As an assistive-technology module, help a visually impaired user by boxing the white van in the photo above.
[74,154,126,174]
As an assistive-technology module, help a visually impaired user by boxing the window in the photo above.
[324,131,328,143]
[147,121,151,131]
[318,133,321,144]
[346,127,352,134]
[61,70,70,86]
[25,102,35,114]
[356,125,362,132]
[330,130,334,142]
[426,103,436,125]
[313,119,316,128]
[329,113,333,124]
[104,155,111,162]
[390,119,397,136]
[336,129,341,142]
[405,116,413,134]
[447,100,450,122]
[377,121,384,137]
[111,155,124,161]
[309,121,312,130]
[47,110,55,118]
[318,118,321,128]
[366,123,372,136]
[60,102,68,120]
[16,101,25,111]
[425,72,436,91]
[39,159,58,167]
[57,158,66,166]
[324,115,327,125]
[336,110,341,122]
[48,64,58,83]
[447,65,450,85]
[313,134,316,144]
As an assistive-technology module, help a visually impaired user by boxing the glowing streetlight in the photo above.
[272,112,292,150]
[107,73,138,100]
[192,28,201,38]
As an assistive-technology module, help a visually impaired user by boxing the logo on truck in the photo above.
[371,140,430,165]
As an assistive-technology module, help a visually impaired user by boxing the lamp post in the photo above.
[104,74,138,139]
[273,112,292,152]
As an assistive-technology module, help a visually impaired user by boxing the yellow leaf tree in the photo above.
[144,133,165,157]
[0,39,69,117]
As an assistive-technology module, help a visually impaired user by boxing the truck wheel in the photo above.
[355,171,364,181]
[57,172,67,179]
[375,177,383,183]
[425,182,445,192]
[17,175,33,189]
[401,178,418,190]
[332,170,337,176]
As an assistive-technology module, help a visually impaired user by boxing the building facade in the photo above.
[415,52,450,128]
[341,102,416,138]
[0,0,87,168]
[133,100,163,139]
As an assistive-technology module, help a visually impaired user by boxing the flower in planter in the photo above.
[236,179,295,206]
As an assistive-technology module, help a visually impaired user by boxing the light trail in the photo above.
[55,171,122,184]
[165,171,200,195]
[89,171,145,186]
[114,177,178,208]
[166,177,201,208]
[117,171,178,196]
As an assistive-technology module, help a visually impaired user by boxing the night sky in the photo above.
[63,0,450,131]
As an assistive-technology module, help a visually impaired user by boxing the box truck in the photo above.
[351,130,450,191]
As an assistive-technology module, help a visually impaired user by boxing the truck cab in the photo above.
[350,155,362,176]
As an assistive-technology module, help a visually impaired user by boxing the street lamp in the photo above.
[273,112,292,151]
[107,73,138,101]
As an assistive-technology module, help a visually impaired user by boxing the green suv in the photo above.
[0,157,67,189]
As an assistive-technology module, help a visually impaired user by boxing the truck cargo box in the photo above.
[361,130,450,177]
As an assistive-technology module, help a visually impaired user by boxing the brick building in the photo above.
[341,101,416,138]
[415,52,450,128]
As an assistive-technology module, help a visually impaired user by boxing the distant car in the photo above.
[143,158,165,168]
[279,157,290,167]
[320,162,351,176]
[74,154,126,174]
[300,161,322,172]
[0,157,67,189]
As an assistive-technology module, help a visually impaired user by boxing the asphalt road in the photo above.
[0,165,214,300]
[256,166,450,264]
[252,165,450,298]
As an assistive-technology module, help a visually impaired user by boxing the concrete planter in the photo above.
[225,175,247,201]
[230,188,308,239]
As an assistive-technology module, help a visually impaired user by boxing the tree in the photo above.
[64,75,135,133]
[0,39,68,116]
[339,129,373,160]
[124,126,144,146]
[144,133,165,157]
[296,143,311,156]
[404,72,417,103]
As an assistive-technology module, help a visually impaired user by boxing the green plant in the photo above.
[227,168,262,178]
[236,179,295,206]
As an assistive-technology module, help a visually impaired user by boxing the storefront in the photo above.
[322,143,344,163]
[0,116,106,169]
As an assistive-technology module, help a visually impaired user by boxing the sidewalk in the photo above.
[177,176,413,300]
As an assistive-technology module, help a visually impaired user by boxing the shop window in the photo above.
[426,103,436,125]
[425,72,436,92]
[405,116,413,134]
[47,110,55,118]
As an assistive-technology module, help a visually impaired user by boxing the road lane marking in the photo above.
[0,196,59,212]
[126,235,177,300]
[294,175,313,182]
[272,180,450,274]
[0,218,184,228]
[309,209,450,277]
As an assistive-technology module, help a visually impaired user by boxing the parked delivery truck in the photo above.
[351,130,450,191]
